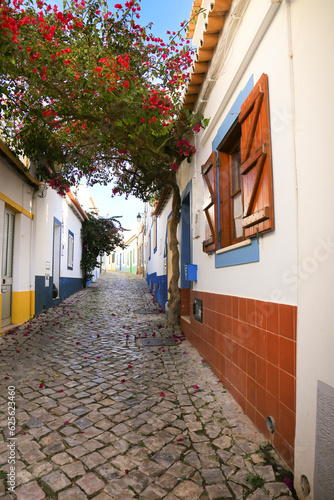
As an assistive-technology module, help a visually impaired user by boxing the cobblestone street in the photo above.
[0,272,293,500]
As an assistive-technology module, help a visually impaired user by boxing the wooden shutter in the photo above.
[239,73,274,238]
[202,151,218,253]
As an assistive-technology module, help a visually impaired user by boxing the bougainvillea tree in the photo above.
[81,214,125,287]
[0,0,206,325]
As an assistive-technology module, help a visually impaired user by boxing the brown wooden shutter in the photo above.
[202,151,218,253]
[239,73,274,238]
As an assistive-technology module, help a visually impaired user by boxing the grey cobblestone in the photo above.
[0,272,294,499]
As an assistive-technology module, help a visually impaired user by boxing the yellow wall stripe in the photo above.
[0,192,34,220]
[12,291,34,324]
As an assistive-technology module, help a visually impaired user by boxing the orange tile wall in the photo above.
[180,290,296,469]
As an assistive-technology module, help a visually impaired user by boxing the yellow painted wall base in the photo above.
[12,291,35,324]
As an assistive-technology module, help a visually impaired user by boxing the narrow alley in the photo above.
[0,272,293,500]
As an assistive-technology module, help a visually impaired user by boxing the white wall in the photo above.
[34,188,83,280]
[177,0,298,305]
[147,197,172,277]
[0,161,35,293]
[292,0,334,497]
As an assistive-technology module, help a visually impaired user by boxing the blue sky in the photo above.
[88,0,194,231]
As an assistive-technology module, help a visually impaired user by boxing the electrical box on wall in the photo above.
[194,210,201,239]
[185,264,197,281]
[193,299,203,323]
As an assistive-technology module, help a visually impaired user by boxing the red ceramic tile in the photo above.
[293,306,297,341]
[247,375,257,406]
[246,350,257,380]
[255,328,267,359]
[266,363,279,398]
[267,302,279,334]
[225,295,232,317]
[279,337,295,376]
[279,371,296,412]
[232,296,239,319]
[256,300,267,330]
[246,401,257,423]
[256,356,267,388]
[245,324,257,353]
[279,403,296,449]
[267,332,279,366]
[239,346,247,372]
[225,315,232,338]
[235,320,248,347]
[256,384,267,417]
[247,298,257,326]
[238,369,247,397]
[274,433,294,469]
[279,303,294,339]
[266,392,280,429]
[219,294,226,315]
[238,297,247,322]
[255,409,268,436]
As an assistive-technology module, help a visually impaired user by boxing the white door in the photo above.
[1,209,15,327]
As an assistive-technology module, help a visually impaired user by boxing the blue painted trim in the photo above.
[67,230,74,270]
[180,180,192,289]
[146,271,167,310]
[35,275,83,315]
[215,238,259,268]
[212,75,254,151]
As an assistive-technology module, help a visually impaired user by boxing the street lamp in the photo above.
[137,212,145,223]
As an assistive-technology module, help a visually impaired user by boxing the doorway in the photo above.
[1,209,15,327]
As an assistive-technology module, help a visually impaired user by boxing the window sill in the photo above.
[215,237,259,268]
[216,238,252,255]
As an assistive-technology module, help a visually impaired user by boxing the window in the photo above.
[132,246,137,265]
[67,231,74,269]
[112,253,115,263]
[202,73,274,252]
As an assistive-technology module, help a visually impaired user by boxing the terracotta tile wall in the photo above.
[180,289,296,469]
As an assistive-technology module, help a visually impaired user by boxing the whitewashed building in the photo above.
[0,139,88,328]
[152,0,334,497]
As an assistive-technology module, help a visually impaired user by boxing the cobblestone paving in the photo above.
[0,272,294,499]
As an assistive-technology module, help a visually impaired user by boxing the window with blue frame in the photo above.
[67,230,74,270]
[202,73,274,255]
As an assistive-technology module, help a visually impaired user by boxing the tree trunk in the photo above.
[167,181,181,326]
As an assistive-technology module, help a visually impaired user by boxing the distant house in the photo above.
[151,0,334,496]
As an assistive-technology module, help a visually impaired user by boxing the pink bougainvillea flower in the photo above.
[16,350,20,353]
[128,364,132,369]
[160,392,165,397]
[97,334,100,338]
[96,356,100,359]
[177,438,183,442]
[58,389,63,393]
[183,351,187,354]
[218,380,222,383]
[4,376,9,380]
[152,332,156,337]
[39,383,44,388]
[162,349,165,352]
[64,421,70,425]
[201,359,206,363]
[193,385,199,389]
[50,336,54,338]
[76,342,80,345]
[125,469,129,475]
[121,379,126,383]
[84,357,87,359]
